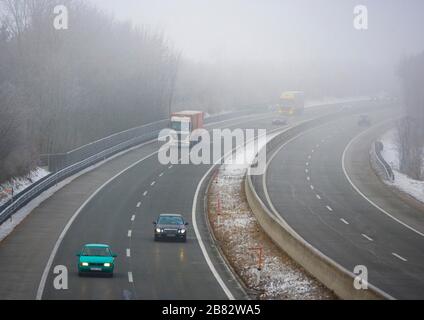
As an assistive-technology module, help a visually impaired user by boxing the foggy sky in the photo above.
[89,0,424,66]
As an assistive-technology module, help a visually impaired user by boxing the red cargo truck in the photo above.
[170,111,204,147]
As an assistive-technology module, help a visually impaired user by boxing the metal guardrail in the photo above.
[39,107,264,173]
[39,119,170,172]
[373,141,395,182]
[0,130,161,225]
[0,106,267,225]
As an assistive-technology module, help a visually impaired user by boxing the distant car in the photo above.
[77,244,117,277]
[272,118,288,126]
[358,114,371,127]
[153,214,189,242]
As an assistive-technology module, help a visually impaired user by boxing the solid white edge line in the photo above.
[35,150,159,300]
[341,119,424,238]
[192,168,235,300]
[191,126,283,301]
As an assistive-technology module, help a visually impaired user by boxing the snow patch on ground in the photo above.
[380,129,424,204]
[0,168,50,206]
[380,130,400,170]
[208,134,335,299]
[391,171,424,204]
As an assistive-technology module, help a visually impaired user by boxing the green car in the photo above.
[77,244,117,277]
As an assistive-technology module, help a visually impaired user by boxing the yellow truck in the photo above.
[278,91,305,116]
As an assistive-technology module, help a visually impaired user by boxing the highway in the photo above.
[39,113,298,300]
[257,108,424,299]
[0,101,400,300]
[0,108,328,300]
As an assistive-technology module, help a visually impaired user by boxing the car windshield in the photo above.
[158,216,184,225]
[82,247,111,257]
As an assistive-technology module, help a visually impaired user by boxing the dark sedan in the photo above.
[153,214,189,242]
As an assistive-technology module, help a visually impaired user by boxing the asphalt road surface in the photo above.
[261,108,424,299]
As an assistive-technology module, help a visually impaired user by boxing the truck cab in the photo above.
[170,111,204,147]
[278,91,305,116]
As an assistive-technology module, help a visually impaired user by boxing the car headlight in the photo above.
[104,263,111,267]
[81,262,89,267]
[156,228,162,233]
[179,229,186,234]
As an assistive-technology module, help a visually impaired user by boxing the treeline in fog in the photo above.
[0,0,398,183]
[0,0,178,181]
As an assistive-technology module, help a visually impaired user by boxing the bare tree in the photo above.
[396,53,424,180]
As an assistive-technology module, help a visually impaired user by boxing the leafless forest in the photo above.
[0,0,421,182]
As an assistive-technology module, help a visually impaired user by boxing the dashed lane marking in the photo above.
[392,253,407,262]
[362,234,373,241]
[340,218,349,225]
